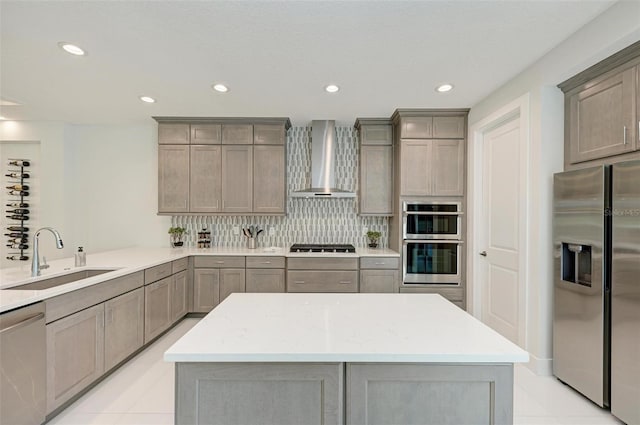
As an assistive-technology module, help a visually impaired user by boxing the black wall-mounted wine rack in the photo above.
[5,158,30,261]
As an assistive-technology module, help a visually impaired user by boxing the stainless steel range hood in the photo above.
[291,120,356,198]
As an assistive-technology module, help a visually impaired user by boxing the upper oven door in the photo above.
[403,202,462,240]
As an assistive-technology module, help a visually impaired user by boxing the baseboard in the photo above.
[525,353,553,376]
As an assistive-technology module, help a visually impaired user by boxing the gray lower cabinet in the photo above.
[219,268,246,303]
[287,271,358,293]
[176,362,344,425]
[144,277,172,343]
[359,270,398,293]
[171,270,189,322]
[347,363,513,425]
[104,288,144,372]
[246,268,285,293]
[158,144,190,213]
[46,304,105,413]
[193,268,220,313]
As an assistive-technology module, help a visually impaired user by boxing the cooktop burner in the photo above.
[290,244,356,253]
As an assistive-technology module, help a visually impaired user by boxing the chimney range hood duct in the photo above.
[291,120,356,198]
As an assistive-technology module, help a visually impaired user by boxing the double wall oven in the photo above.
[403,201,463,285]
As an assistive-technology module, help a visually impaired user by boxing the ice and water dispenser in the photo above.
[561,243,592,287]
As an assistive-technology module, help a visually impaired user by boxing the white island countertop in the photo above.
[164,293,530,364]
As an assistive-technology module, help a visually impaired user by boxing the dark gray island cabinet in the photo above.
[165,293,528,425]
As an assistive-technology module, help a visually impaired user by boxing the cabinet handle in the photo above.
[339,281,351,284]
[106,309,113,324]
[216,261,225,264]
[374,262,385,265]
[623,126,627,145]
[261,261,272,264]
[294,280,305,284]
[98,313,105,329]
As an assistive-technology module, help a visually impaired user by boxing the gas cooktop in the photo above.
[289,244,356,253]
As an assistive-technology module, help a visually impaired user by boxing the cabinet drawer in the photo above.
[144,262,173,285]
[287,257,358,270]
[46,271,144,324]
[359,257,399,270]
[287,271,358,293]
[246,256,285,269]
[172,257,189,274]
[194,256,245,268]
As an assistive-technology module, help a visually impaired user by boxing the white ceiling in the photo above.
[0,0,615,126]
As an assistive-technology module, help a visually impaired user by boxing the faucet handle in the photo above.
[40,256,49,270]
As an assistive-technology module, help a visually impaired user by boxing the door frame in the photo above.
[467,93,531,348]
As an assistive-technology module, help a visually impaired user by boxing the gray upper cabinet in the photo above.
[433,116,466,139]
[400,117,433,139]
[253,145,286,214]
[559,42,640,168]
[155,118,290,215]
[190,145,222,213]
[158,145,190,213]
[254,124,286,145]
[104,288,144,372]
[222,145,253,212]
[158,123,190,144]
[567,67,637,164]
[355,119,393,216]
[191,124,221,144]
[400,139,464,197]
[222,124,253,145]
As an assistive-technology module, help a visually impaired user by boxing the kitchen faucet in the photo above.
[31,227,64,277]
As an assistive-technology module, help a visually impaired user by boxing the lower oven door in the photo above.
[403,240,462,284]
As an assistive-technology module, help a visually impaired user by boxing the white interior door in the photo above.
[480,117,524,344]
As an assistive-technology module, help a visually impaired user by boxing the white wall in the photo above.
[0,120,170,269]
[468,1,640,375]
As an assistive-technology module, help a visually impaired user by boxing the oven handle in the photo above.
[403,240,464,244]
[403,211,464,216]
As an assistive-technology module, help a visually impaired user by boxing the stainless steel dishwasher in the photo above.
[0,302,46,425]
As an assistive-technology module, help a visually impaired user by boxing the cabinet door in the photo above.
[190,145,222,212]
[222,124,253,144]
[253,145,285,214]
[568,67,636,163]
[46,304,104,413]
[254,124,285,145]
[246,269,285,293]
[171,270,189,323]
[360,270,398,293]
[400,140,430,196]
[193,269,220,313]
[222,145,253,212]
[104,288,144,372]
[431,139,465,196]
[191,124,221,144]
[401,117,433,139]
[158,123,189,144]
[360,145,393,215]
[144,277,172,343]
[220,269,246,303]
[433,116,465,139]
[158,145,190,213]
[361,125,392,145]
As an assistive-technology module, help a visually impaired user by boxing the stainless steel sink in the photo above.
[5,269,118,291]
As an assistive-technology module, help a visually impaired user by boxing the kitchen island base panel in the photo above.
[176,362,344,425]
[174,362,513,425]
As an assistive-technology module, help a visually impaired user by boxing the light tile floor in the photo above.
[49,318,625,425]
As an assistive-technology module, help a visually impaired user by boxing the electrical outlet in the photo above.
[232,226,240,236]
[362,226,368,236]
[269,227,276,236]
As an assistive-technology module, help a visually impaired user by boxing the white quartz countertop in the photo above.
[0,246,399,313]
[164,293,529,364]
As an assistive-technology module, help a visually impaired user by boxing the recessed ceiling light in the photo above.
[212,84,229,93]
[325,84,340,93]
[58,42,86,56]
[139,96,156,103]
[436,83,454,93]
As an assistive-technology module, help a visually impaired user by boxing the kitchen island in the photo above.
[164,293,529,425]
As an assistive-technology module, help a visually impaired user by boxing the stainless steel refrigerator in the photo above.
[553,161,640,425]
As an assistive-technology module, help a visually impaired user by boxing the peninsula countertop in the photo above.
[164,293,530,364]
[0,246,399,313]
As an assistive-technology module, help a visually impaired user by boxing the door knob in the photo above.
[479,251,487,257]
